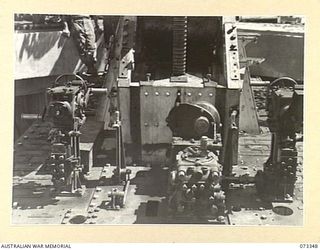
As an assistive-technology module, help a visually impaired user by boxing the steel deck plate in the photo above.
[12,122,303,225]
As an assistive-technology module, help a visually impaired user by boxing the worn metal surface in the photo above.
[239,68,260,134]
[13,119,303,225]
[237,22,304,82]
[228,130,303,225]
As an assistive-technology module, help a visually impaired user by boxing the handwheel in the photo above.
[270,76,297,90]
[53,74,86,88]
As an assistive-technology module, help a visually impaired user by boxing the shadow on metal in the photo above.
[12,181,59,210]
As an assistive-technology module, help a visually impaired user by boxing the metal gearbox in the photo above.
[168,136,225,221]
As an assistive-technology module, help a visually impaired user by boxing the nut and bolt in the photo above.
[260,215,267,220]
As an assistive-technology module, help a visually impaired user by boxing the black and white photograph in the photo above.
[12,14,304,225]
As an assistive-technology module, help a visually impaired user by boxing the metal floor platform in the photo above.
[12,122,303,225]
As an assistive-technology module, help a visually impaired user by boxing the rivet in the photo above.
[198,93,202,96]
[187,93,191,96]
[144,92,148,96]
[144,122,149,127]
[166,92,170,96]
[209,93,213,97]
[155,92,159,96]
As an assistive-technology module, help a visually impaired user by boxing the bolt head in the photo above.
[260,215,267,220]
[217,216,225,222]
[12,202,18,208]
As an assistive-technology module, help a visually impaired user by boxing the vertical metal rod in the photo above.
[76,136,80,158]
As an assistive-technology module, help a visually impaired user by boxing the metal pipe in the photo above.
[90,88,108,94]
[21,113,42,120]
[122,179,130,206]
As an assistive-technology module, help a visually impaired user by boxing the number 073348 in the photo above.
[299,244,319,248]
